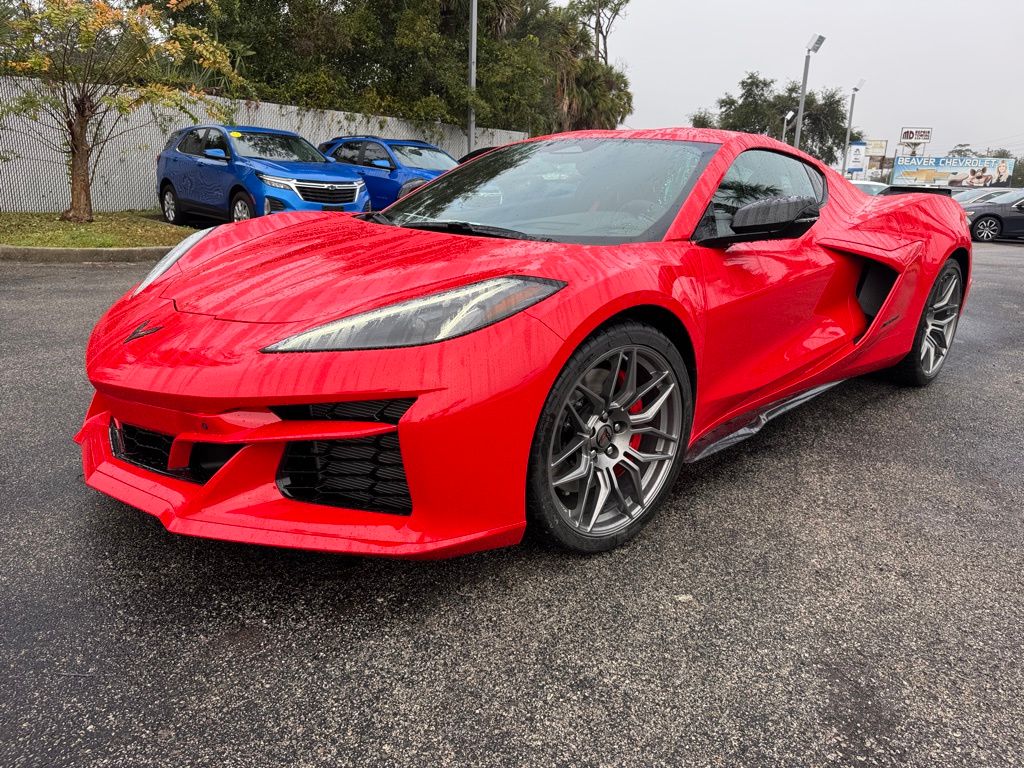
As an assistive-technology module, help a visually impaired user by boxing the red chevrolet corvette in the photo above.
[77,129,971,557]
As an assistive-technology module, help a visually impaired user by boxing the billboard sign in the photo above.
[891,155,1016,187]
[900,127,933,143]
[847,141,867,173]
[866,139,888,157]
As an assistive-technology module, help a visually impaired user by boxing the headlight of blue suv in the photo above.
[133,227,215,297]
[263,276,565,352]
[256,173,295,191]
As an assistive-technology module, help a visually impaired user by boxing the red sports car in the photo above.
[77,129,971,557]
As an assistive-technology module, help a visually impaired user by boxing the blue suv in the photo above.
[317,136,458,210]
[157,125,370,224]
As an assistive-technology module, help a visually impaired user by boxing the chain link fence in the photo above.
[0,77,526,213]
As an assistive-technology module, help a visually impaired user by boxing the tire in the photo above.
[230,191,256,222]
[971,215,1001,242]
[527,321,693,553]
[160,184,183,225]
[886,259,964,387]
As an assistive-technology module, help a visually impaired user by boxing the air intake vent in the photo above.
[277,434,412,515]
[270,399,414,425]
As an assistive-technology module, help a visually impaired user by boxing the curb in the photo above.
[0,245,171,263]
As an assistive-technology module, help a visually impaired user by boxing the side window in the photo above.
[706,150,820,237]
[362,142,392,168]
[204,129,230,157]
[333,141,362,165]
[163,132,181,151]
[177,129,206,156]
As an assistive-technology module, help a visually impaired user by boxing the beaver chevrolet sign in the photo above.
[892,155,1016,187]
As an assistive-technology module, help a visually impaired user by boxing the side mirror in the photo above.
[369,158,393,170]
[203,148,227,161]
[325,156,337,163]
[699,195,819,248]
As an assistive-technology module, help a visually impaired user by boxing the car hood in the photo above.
[160,212,569,323]
[241,157,362,183]
[409,167,449,180]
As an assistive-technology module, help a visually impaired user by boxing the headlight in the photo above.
[133,227,214,297]
[256,173,295,191]
[263,276,565,352]
[964,211,975,217]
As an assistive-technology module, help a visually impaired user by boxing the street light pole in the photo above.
[794,34,825,151]
[842,79,866,178]
[781,109,795,143]
[467,0,478,155]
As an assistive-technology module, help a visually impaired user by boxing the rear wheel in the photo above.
[971,216,1000,242]
[527,322,692,553]
[231,192,255,222]
[887,259,963,387]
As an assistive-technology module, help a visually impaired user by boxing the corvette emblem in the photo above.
[124,320,162,343]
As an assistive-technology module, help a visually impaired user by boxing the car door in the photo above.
[1002,193,1024,235]
[196,127,236,214]
[359,141,402,209]
[694,149,867,423]
[173,128,207,206]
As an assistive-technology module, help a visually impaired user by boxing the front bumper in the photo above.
[255,183,370,215]
[77,305,566,558]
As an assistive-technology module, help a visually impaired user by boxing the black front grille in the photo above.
[270,399,414,425]
[277,434,412,515]
[267,197,286,212]
[295,183,359,204]
[110,421,241,484]
[111,422,174,474]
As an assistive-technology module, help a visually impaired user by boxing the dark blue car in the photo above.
[157,125,370,224]
[317,136,458,210]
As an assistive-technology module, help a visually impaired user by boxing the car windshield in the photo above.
[983,190,1024,205]
[384,138,720,244]
[391,144,457,171]
[233,132,325,163]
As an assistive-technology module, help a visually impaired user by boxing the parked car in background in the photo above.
[953,187,1016,207]
[158,125,369,224]
[317,136,458,209]
[459,146,497,164]
[851,180,888,196]
[963,189,1024,241]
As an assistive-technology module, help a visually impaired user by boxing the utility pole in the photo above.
[781,110,795,143]
[794,34,825,150]
[467,0,478,155]
[842,79,866,177]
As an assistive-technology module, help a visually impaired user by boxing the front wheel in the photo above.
[971,216,1000,242]
[231,192,255,222]
[887,259,963,387]
[527,322,692,553]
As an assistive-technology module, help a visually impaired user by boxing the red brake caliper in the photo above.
[617,370,643,451]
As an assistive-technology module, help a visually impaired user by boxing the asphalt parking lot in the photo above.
[1,242,1022,767]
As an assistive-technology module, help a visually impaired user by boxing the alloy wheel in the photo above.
[163,190,176,222]
[974,218,999,241]
[232,199,252,221]
[921,268,962,376]
[546,345,683,537]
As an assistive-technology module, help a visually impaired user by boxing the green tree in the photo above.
[0,0,241,221]
[570,0,628,65]
[151,0,633,136]
[692,71,861,165]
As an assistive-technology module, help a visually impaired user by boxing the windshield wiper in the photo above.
[359,211,395,226]
[399,220,553,242]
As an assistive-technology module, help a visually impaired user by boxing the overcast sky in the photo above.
[608,0,1024,157]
